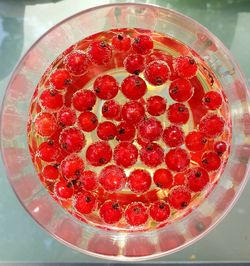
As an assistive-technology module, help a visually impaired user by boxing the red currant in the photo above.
[121,75,147,100]
[146,95,166,116]
[88,40,112,65]
[173,172,187,186]
[78,111,98,132]
[169,78,193,102]
[165,148,190,172]
[74,191,96,214]
[153,168,173,189]
[42,165,59,181]
[167,103,189,125]
[93,75,119,100]
[100,201,123,224]
[50,69,71,90]
[124,53,145,74]
[199,114,225,138]
[34,112,57,137]
[121,101,145,124]
[201,151,221,171]
[37,140,59,162]
[203,91,222,110]
[140,143,164,168]
[97,121,117,141]
[185,131,207,151]
[102,100,121,120]
[65,51,89,75]
[99,165,126,192]
[168,186,191,209]
[162,125,184,147]
[57,107,76,127]
[39,89,63,111]
[175,56,198,79]
[80,170,98,191]
[116,121,135,141]
[60,154,84,181]
[86,141,112,166]
[214,141,227,155]
[54,181,74,199]
[114,142,138,168]
[112,33,131,52]
[72,89,96,112]
[187,167,209,192]
[132,35,153,55]
[125,202,148,226]
[149,201,170,222]
[128,169,151,193]
[138,117,163,142]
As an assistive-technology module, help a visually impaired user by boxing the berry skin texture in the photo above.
[144,60,170,86]
[162,125,184,147]
[138,117,163,142]
[97,121,117,141]
[203,91,222,110]
[55,181,74,199]
[175,56,198,79]
[140,143,164,168]
[169,78,193,102]
[214,141,227,155]
[72,89,96,112]
[199,114,225,138]
[60,154,84,181]
[102,100,121,120]
[121,101,145,124]
[185,131,207,151]
[65,51,89,75]
[100,201,123,224]
[59,127,85,154]
[74,191,96,214]
[93,75,119,100]
[57,107,76,127]
[78,111,98,132]
[39,89,63,111]
[80,170,98,191]
[124,53,145,74]
[201,151,221,171]
[34,112,57,137]
[146,95,166,116]
[167,103,190,125]
[116,122,135,141]
[149,201,170,222]
[187,167,209,192]
[168,186,191,209]
[121,75,147,100]
[112,34,131,52]
[132,35,153,55]
[114,142,138,168]
[50,69,71,90]
[86,141,112,166]
[42,165,59,181]
[99,165,126,192]
[128,169,151,193]
[37,141,59,162]
[165,148,190,172]
[153,168,173,189]
[88,40,112,65]
[125,202,148,226]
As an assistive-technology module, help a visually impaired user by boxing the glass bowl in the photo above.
[1,3,249,261]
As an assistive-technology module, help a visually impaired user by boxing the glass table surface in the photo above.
[0,0,250,263]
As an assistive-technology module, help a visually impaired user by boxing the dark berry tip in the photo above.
[171,86,178,94]
[49,90,56,96]
[108,135,114,140]
[64,79,71,85]
[159,203,165,209]
[189,58,195,65]
[146,144,153,151]
[134,37,140,43]
[94,87,100,93]
[87,107,93,111]
[181,201,188,208]
[202,138,207,144]
[112,203,119,209]
[75,169,81,176]
[99,157,106,164]
[85,196,92,202]
[204,97,211,103]
[117,34,123,40]
[155,77,163,85]
[178,106,185,112]
[195,171,201,178]
[61,143,67,149]
[156,182,162,188]
[103,106,108,112]
[100,41,107,48]
[118,128,125,135]
[134,70,140,75]
[48,139,54,145]
[91,117,97,124]
[133,207,141,214]
[66,182,72,188]
[202,159,208,165]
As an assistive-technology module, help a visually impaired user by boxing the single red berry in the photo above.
[201,151,221,171]
[121,101,145,124]
[42,164,59,181]
[88,40,112,65]
[59,127,85,154]
[57,107,76,127]
[169,78,193,102]
[99,165,126,192]
[54,181,74,199]
[146,95,166,116]
[100,201,123,224]
[60,154,84,181]
[187,167,209,192]
[144,60,170,86]
[128,169,151,193]
[97,121,117,141]
[167,103,189,125]
[39,89,63,111]
[136,135,150,147]
[74,191,96,214]
[214,141,227,155]
[162,125,184,147]
[86,141,112,166]
[121,75,147,100]
[168,186,191,209]
[72,89,96,112]
[65,51,89,75]
[116,121,135,141]
[140,143,164,168]
[114,142,138,168]
[37,140,59,162]
[125,202,148,226]
[80,170,98,191]
[50,69,71,90]
[138,117,163,142]
[199,114,225,138]
[153,168,173,189]
[102,100,121,120]
[124,53,145,74]
[203,91,222,110]
[93,75,119,100]
[112,33,131,52]
[175,56,198,79]
[185,131,207,151]
[173,172,187,186]
[132,35,153,55]
[149,201,170,222]
[78,111,98,132]
[165,148,190,172]
[34,112,57,137]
